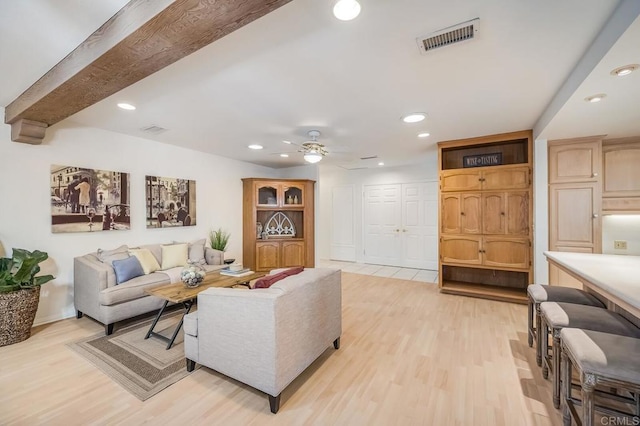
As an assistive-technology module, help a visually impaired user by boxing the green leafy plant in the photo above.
[0,249,55,294]
[209,228,230,252]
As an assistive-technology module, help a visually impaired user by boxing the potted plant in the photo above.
[209,228,230,252]
[0,248,55,346]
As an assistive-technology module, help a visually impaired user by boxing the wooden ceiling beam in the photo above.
[4,0,292,144]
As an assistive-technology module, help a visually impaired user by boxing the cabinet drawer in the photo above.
[441,170,481,192]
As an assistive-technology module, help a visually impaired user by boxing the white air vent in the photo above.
[417,18,479,54]
[140,125,168,135]
[360,155,378,160]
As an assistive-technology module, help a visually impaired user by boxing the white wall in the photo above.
[602,215,640,255]
[533,138,549,284]
[0,119,279,325]
[317,153,439,263]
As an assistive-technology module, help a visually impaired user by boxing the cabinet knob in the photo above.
[395,229,400,232]
[593,213,599,219]
[460,212,465,216]
[500,212,505,216]
[592,173,598,177]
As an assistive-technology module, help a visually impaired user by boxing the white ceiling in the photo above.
[1,0,637,169]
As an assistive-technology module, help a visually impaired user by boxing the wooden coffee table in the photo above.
[144,270,266,349]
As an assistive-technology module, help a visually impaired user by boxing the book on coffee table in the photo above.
[220,269,254,277]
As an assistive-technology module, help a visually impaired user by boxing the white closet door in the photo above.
[363,184,402,266]
[363,182,438,269]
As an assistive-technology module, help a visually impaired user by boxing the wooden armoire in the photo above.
[438,130,534,304]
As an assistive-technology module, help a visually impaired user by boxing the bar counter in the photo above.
[544,251,640,321]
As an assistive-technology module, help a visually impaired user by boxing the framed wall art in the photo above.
[51,165,130,233]
[145,175,196,228]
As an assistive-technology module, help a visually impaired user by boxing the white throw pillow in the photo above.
[161,244,188,270]
[129,248,161,275]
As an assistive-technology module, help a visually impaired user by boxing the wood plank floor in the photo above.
[0,272,561,425]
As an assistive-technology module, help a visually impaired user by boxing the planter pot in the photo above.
[0,287,41,346]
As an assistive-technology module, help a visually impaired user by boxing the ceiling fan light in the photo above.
[304,151,323,163]
[333,0,361,21]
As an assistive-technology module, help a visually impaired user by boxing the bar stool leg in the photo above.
[562,350,572,426]
[528,299,534,347]
[553,328,562,409]
[536,304,543,367]
[582,373,597,426]
[542,316,550,379]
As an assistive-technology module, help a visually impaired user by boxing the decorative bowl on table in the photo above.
[181,264,206,288]
[224,258,235,265]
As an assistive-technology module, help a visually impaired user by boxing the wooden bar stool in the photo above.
[527,285,604,366]
[561,328,640,426]
[539,302,640,409]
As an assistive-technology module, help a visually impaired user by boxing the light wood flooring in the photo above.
[0,272,561,425]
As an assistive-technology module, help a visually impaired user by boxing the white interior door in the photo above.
[363,184,402,265]
[330,185,356,261]
[364,182,438,269]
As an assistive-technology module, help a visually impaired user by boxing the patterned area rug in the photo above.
[67,312,196,400]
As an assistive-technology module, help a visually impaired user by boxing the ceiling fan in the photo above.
[299,130,327,163]
[281,130,328,163]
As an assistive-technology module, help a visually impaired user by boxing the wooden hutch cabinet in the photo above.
[242,178,315,272]
[438,130,533,304]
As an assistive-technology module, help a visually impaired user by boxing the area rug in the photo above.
[67,311,196,401]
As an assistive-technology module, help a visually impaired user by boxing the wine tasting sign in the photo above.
[462,152,503,168]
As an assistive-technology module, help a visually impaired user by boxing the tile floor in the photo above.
[318,259,439,283]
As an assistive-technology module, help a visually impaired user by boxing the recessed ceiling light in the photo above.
[117,103,136,110]
[282,140,292,144]
[333,0,361,21]
[611,64,639,77]
[280,153,289,158]
[402,113,426,123]
[378,162,384,166]
[418,132,430,138]
[248,144,263,150]
[584,94,606,103]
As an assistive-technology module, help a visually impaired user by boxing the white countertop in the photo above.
[544,251,640,311]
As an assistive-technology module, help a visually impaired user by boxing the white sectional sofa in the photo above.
[74,240,224,335]
[183,268,342,413]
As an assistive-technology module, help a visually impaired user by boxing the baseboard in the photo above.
[33,308,75,327]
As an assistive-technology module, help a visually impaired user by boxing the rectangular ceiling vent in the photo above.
[140,125,168,135]
[417,18,479,54]
[360,155,378,160]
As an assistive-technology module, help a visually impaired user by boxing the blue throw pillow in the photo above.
[112,256,144,285]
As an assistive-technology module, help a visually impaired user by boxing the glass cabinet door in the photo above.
[256,183,279,207]
[283,184,304,207]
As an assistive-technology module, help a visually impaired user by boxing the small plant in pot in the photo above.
[209,228,232,263]
[0,248,55,346]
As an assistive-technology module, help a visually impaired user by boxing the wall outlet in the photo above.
[614,240,628,250]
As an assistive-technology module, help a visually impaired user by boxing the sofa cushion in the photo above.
[173,239,207,264]
[112,256,145,285]
[99,272,170,306]
[97,245,129,266]
[185,239,206,264]
[139,244,162,265]
[161,244,188,270]
[184,312,198,337]
[254,271,288,289]
[129,248,161,275]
